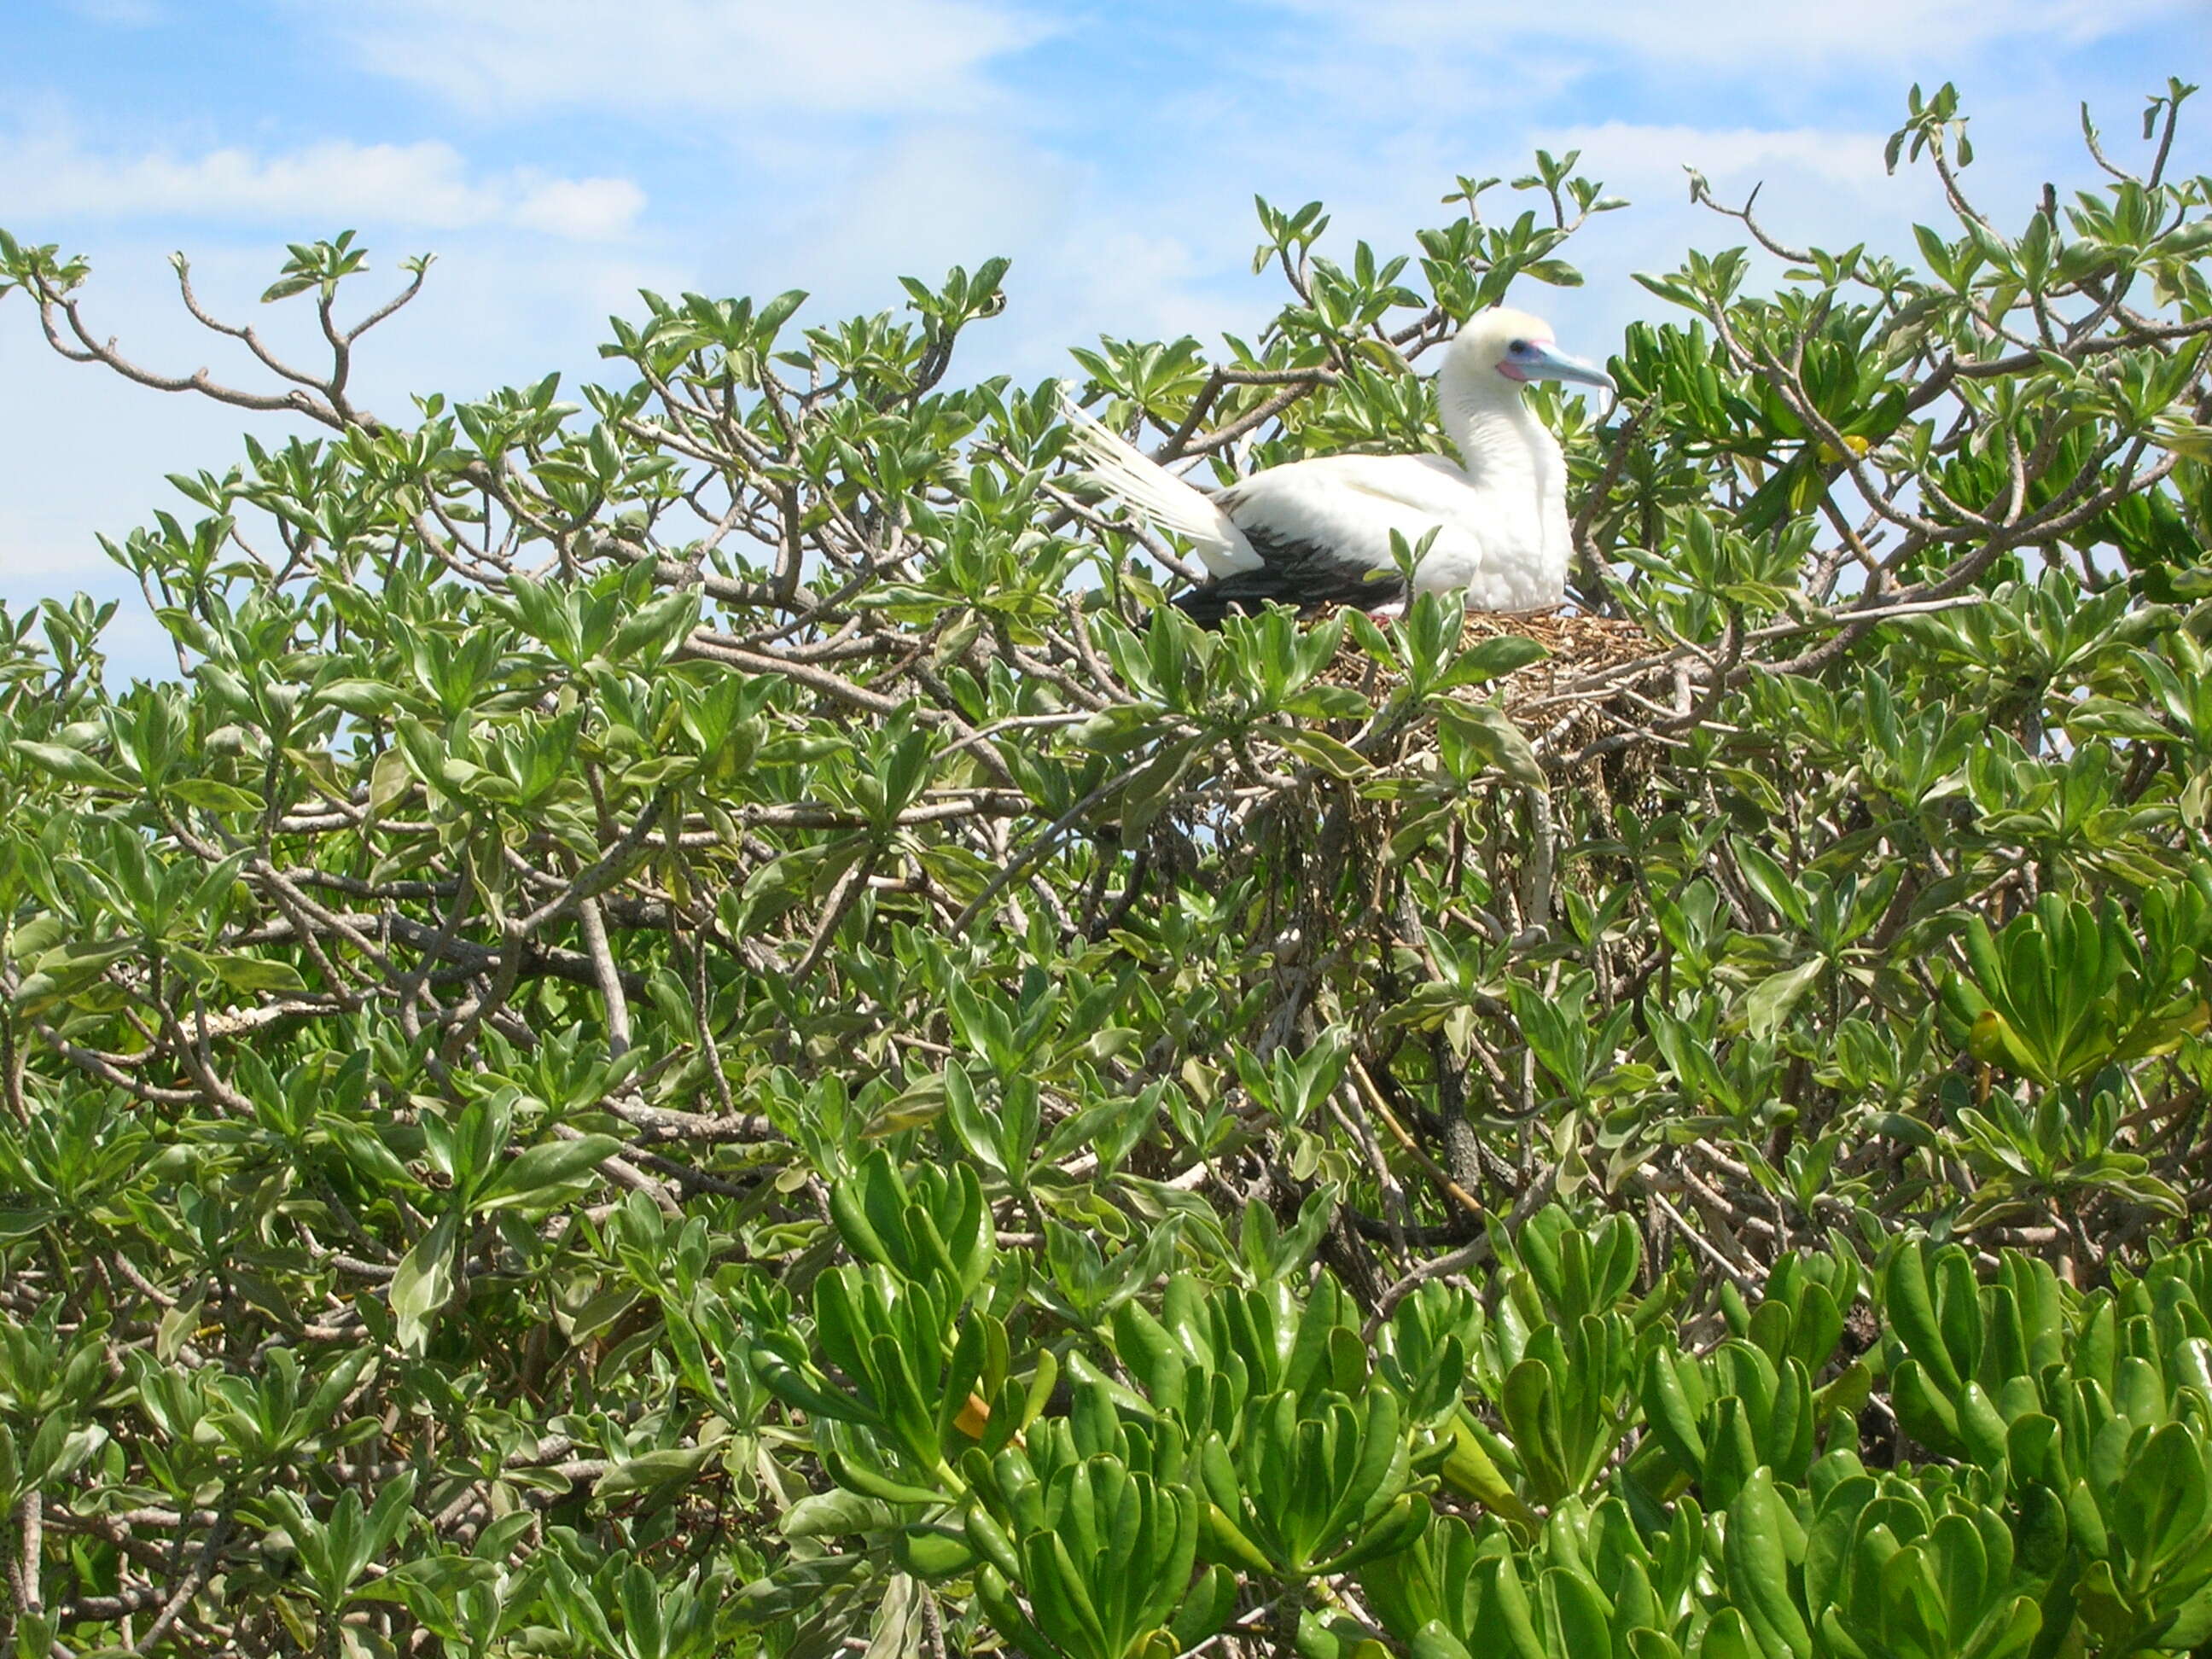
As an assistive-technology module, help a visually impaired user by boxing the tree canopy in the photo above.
[2,77,2211,1659]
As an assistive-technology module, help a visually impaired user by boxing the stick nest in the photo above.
[1312,608,1687,815]
[1325,608,1674,715]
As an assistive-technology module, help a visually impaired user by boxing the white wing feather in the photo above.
[1226,457,1487,581]
[1057,393,1258,576]
[1228,454,1486,537]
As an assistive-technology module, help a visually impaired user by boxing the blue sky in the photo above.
[3,0,2204,672]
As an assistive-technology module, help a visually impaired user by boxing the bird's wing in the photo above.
[1221,455,1490,578]
[1057,393,1259,576]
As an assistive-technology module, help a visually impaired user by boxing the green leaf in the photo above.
[1745,958,1824,1038]
[1441,634,1547,689]
[1434,698,1545,788]
[474,1134,624,1212]
[1275,727,1371,780]
[594,1444,715,1504]
[1117,739,1197,837]
[166,777,265,813]
[2115,1421,2210,1575]
[208,953,311,995]
[1726,1468,1812,1659]
[390,1212,459,1353]
[12,741,126,788]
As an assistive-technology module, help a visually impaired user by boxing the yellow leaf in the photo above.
[954,1392,991,1440]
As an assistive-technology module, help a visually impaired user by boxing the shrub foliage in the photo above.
[1,79,2210,1659]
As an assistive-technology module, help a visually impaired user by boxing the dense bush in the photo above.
[0,78,2208,1657]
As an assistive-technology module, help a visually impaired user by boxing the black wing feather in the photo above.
[1171,525,1406,629]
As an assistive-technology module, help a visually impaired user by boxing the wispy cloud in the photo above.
[504,175,649,241]
[1552,122,1895,195]
[322,0,1056,119]
[1261,0,2199,67]
[64,0,165,25]
[0,133,645,240]
[783,125,1260,376]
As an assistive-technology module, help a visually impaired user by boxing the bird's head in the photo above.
[1443,307,1615,401]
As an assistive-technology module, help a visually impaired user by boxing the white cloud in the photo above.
[696,124,1257,385]
[0,132,645,240]
[1554,123,1891,191]
[323,0,1055,119]
[1264,0,2201,69]
[65,0,164,25]
[777,125,1070,293]
[0,504,127,583]
[509,175,649,241]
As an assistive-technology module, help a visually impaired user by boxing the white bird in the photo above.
[1062,307,1615,626]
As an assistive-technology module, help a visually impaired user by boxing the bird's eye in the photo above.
[1507,339,1530,354]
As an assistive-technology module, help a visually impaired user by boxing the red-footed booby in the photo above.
[1062,307,1614,626]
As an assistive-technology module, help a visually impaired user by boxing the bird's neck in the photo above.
[1438,370,1551,484]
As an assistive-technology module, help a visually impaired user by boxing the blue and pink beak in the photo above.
[1499,335,1615,395]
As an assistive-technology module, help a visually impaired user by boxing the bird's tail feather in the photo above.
[1057,389,1246,569]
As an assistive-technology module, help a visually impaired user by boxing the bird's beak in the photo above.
[1522,342,1615,395]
